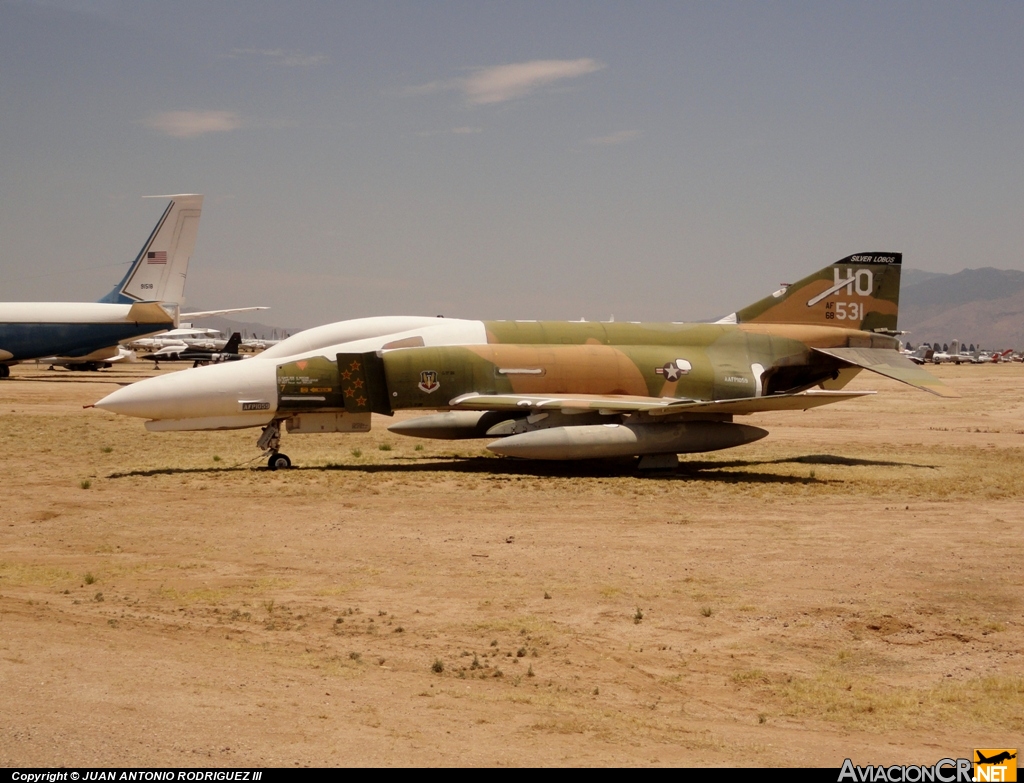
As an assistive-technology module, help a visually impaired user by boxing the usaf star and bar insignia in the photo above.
[656,358,693,382]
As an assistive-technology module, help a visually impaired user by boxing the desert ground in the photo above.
[0,361,1021,767]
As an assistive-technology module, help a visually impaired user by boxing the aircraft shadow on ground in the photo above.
[107,453,935,483]
[12,375,137,386]
[108,465,259,478]
[687,453,938,470]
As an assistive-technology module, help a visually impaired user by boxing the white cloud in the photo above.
[409,58,605,105]
[404,80,447,97]
[144,110,242,139]
[413,126,483,137]
[585,130,642,146]
[463,59,604,104]
[228,48,328,67]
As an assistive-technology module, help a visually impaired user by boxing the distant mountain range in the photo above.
[899,268,1024,348]
[180,313,296,342]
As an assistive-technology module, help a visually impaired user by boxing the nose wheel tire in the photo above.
[267,453,292,470]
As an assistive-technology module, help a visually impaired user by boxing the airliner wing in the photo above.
[181,307,270,319]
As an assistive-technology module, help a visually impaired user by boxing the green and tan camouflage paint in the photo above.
[274,322,926,415]
[731,252,902,331]
[378,333,819,412]
[272,252,954,418]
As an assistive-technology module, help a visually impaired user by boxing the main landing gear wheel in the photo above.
[267,453,292,470]
[0,365,10,379]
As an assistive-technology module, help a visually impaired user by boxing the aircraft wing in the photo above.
[645,390,875,416]
[812,347,960,398]
[181,307,270,319]
[447,389,873,416]
[449,392,677,414]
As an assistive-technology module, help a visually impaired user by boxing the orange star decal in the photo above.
[341,370,352,380]
[349,360,361,371]
[344,388,355,398]
[353,378,364,389]
[356,396,367,407]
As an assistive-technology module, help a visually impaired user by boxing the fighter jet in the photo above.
[901,344,934,365]
[931,340,966,364]
[140,332,245,368]
[94,252,956,469]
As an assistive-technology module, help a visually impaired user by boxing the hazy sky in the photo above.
[2,1,1023,328]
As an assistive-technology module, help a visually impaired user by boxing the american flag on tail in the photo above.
[147,251,167,264]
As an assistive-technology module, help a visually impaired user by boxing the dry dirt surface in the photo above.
[1,362,1021,767]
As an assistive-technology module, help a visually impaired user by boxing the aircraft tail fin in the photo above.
[719,252,902,333]
[99,194,204,306]
[224,332,242,355]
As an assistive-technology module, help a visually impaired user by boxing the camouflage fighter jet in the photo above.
[94,252,955,469]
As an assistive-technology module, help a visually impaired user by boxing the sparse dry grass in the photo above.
[0,362,1022,766]
[769,670,1024,733]
[0,562,76,588]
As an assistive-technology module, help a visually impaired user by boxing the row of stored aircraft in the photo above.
[0,195,265,376]
[902,341,1017,365]
[94,251,957,469]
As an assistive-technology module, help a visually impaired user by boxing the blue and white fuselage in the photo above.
[0,301,177,362]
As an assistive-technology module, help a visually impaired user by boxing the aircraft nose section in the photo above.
[95,372,198,419]
[94,380,167,419]
[94,360,279,420]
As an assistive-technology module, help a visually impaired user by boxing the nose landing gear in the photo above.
[257,419,292,470]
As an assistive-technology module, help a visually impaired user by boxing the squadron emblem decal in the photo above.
[418,370,440,394]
